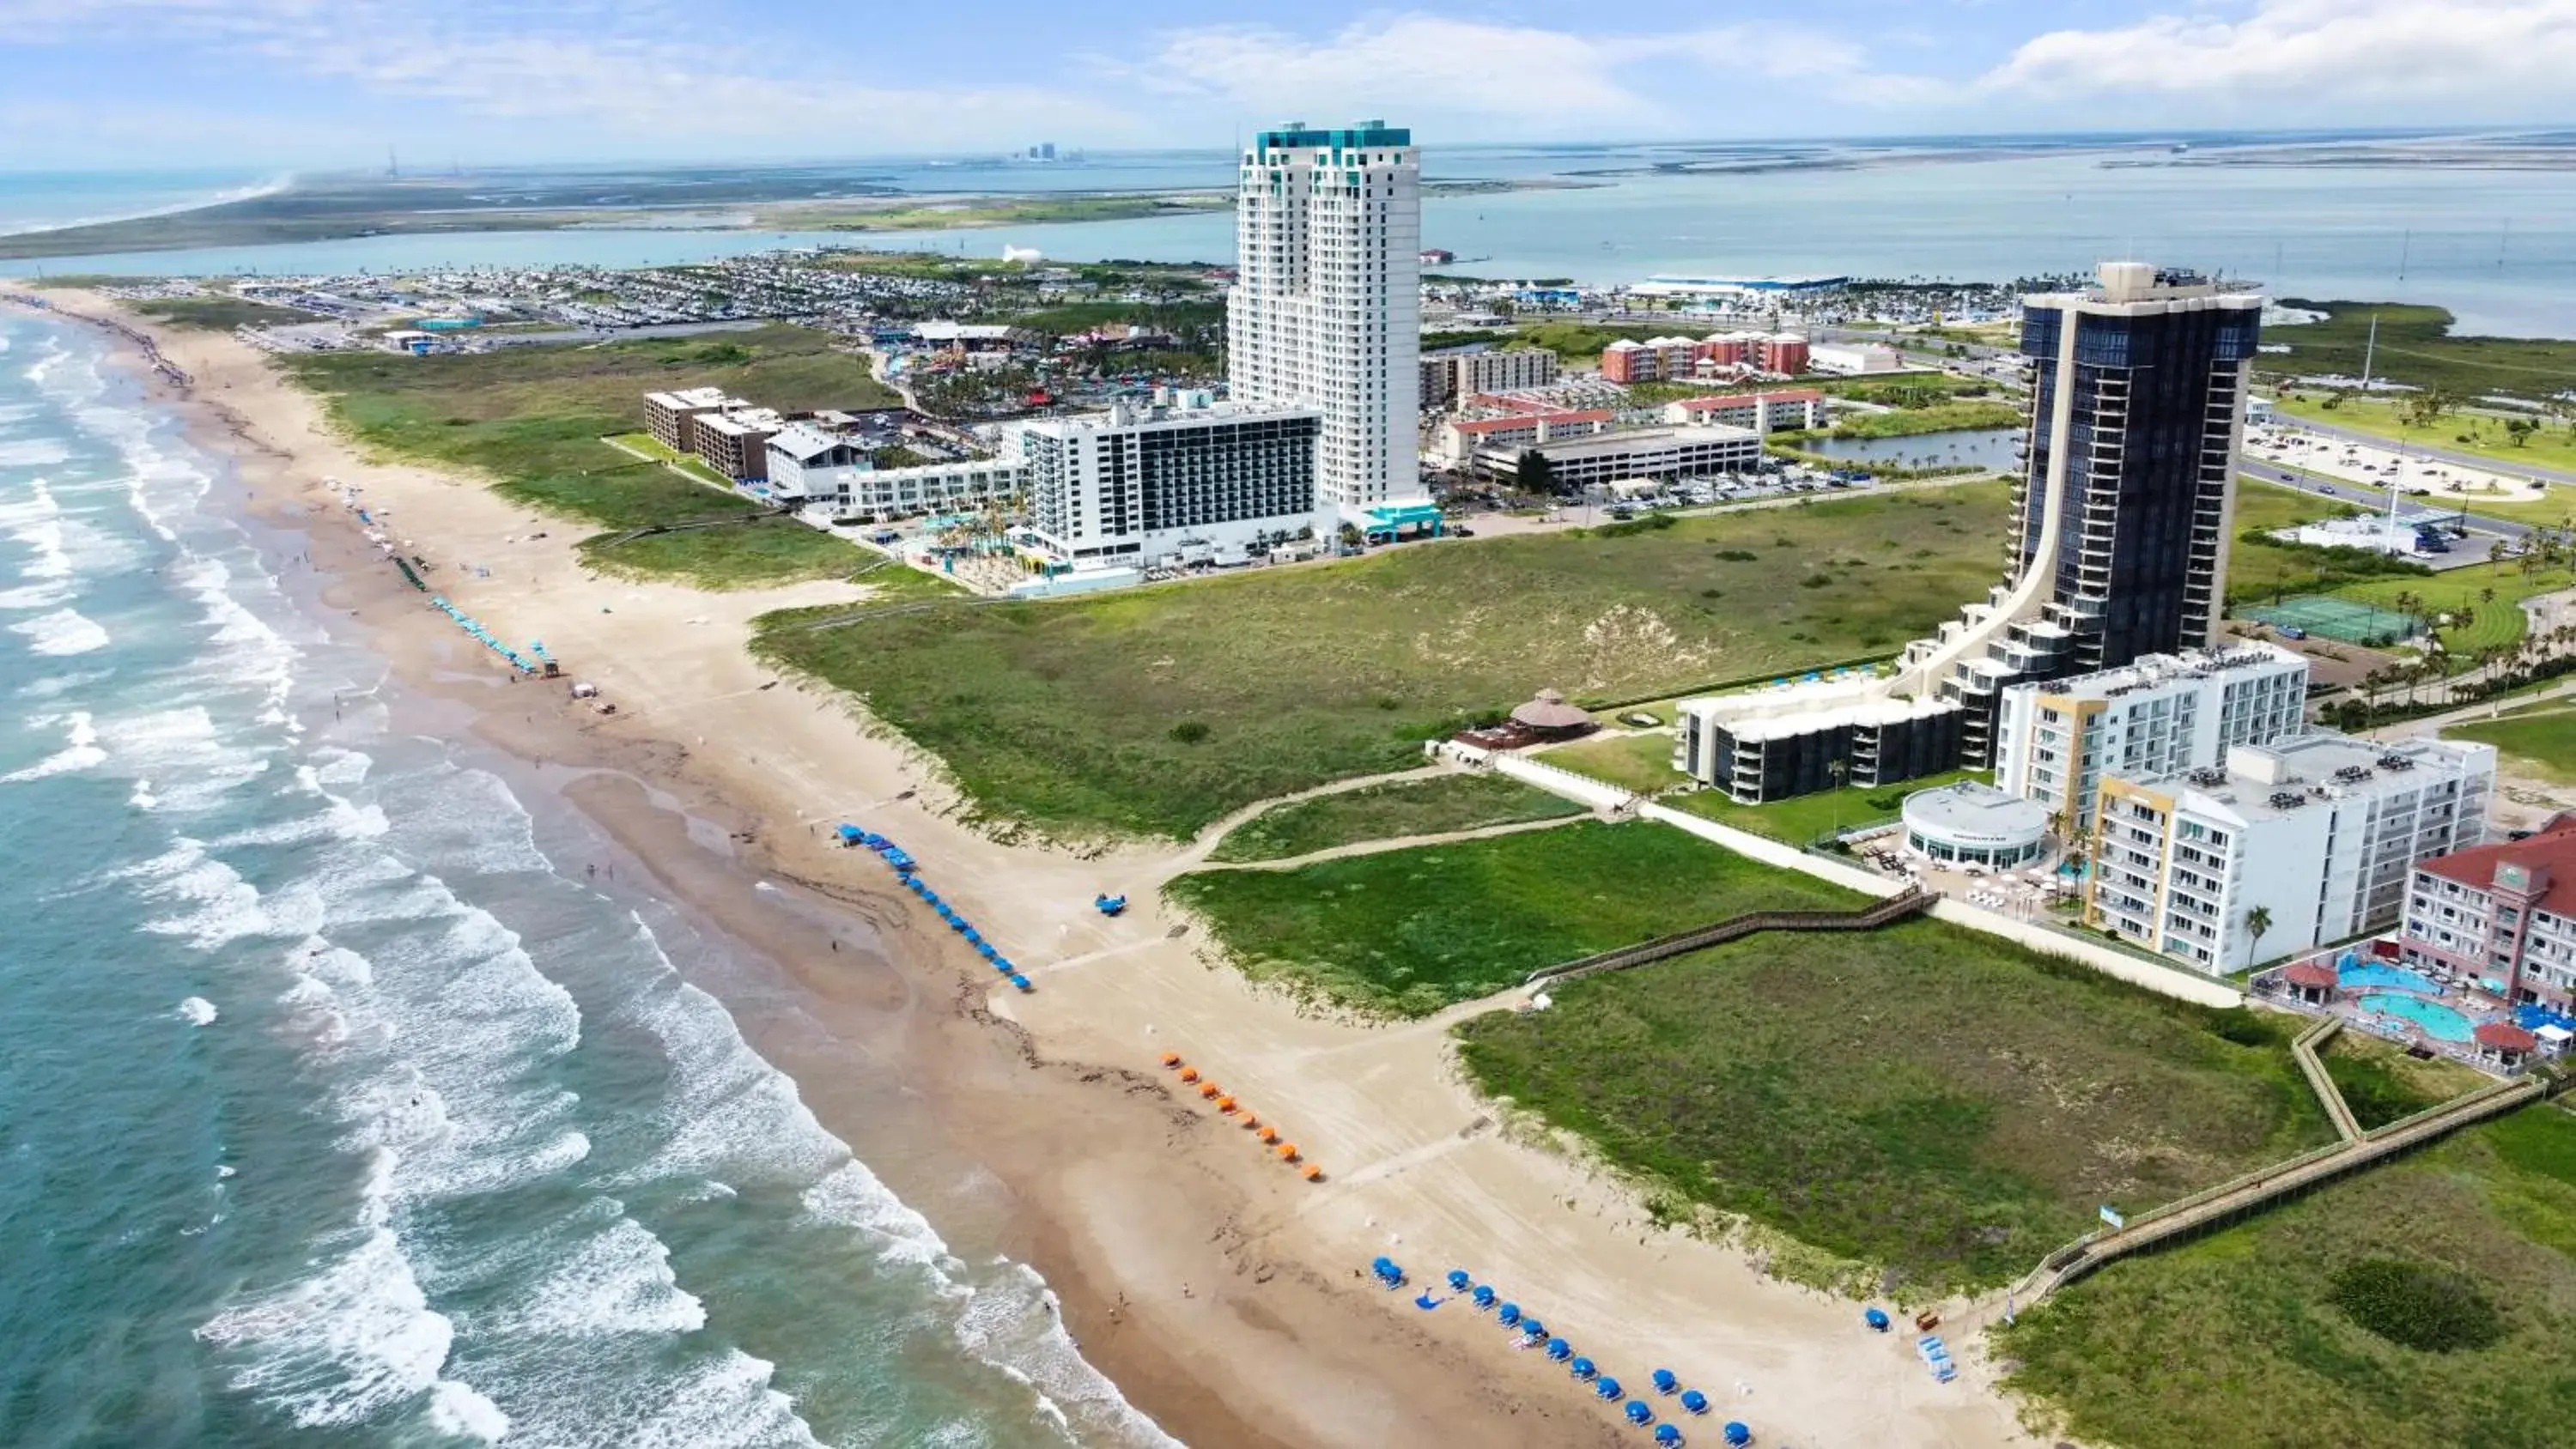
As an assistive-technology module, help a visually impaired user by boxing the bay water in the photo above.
[0,308,1175,1448]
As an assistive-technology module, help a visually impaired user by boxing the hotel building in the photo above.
[694,409,784,482]
[2089,733,2494,973]
[1658,389,1825,435]
[1008,398,1325,565]
[1994,642,2310,837]
[1419,349,1559,410]
[763,423,1025,519]
[1474,424,1762,491]
[2397,816,2576,1015]
[1229,121,1421,524]
[1894,264,2264,765]
[643,386,741,454]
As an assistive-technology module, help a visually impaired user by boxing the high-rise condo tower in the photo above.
[1893,262,2263,764]
[1228,121,1422,521]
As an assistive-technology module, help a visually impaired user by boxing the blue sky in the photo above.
[2,1,2570,169]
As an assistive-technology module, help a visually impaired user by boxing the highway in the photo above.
[2239,459,2536,543]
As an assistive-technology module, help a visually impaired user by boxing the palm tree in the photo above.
[2244,905,2275,973]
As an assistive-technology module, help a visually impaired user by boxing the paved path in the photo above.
[1176,811,1592,877]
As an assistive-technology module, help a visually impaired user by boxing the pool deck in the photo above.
[2253,949,2523,1078]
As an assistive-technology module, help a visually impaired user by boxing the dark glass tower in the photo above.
[1899,264,2263,764]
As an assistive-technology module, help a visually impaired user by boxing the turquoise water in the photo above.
[2339,961,2443,995]
[7,149,2574,336]
[0,309,1172,1447]
[2357,992,2476,1043]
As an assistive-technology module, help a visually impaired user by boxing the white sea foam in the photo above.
[128,838,287,951]
[10,605,109,656]
[0,437,70,468]
[0,582,71,609]
[2,709,106,782]
[196,1224,507,1440]
[179,996,218,1026]
[499,1216,709,1338]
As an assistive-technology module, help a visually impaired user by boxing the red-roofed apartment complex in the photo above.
[2398,815,2576,1013]
[1661,389,1824,434]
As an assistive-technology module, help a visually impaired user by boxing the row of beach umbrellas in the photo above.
[1430,1265,1748,1446]
[1160,1052,1323,1181]
[429,595,539,675]
[842,827,1031,992]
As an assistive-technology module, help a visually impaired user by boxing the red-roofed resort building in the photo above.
[2397,815,2576,1015]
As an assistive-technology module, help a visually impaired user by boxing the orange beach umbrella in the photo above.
[1158,1052,1182,1068]
[1178,1068,1200,1083]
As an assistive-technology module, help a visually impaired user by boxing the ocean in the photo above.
[0,308,1177,1446]
[7,142,2576,336]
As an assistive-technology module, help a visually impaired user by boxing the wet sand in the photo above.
[26,289,2049,1449]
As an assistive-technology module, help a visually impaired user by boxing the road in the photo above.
[2239,458,2535,544]
[2271,411,2576,490]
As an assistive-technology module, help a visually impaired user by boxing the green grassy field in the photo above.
[1823,399,2021,439]
[1206,773,1585,864]
[1166,819,1865,1017]
[2223,479,2421,606]
[1455,919,2336,1294]
[1999,1107,2576,1449]
[283,325,892,532]
[575,517,869,590]
[2448,700,2576,784]
[2328,555,2576,663]
[1668,768,1984,844]
[2318,1032,2488,1131]
[2261,300,2576,403]
[131,296,321,330]
[752,484,2013,840]
[1540,732,1683,794]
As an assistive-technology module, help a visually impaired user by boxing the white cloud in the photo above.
[1129,16,1911,134]
[1981,0,2576,112]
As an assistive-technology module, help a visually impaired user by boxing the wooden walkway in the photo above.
[1524,886,1935,988]
[2012,1070,2560,1306]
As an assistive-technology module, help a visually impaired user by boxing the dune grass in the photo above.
[1540,732,1684,794]
[1168,819,1865,1017]
[575,517,868,591]
[1207,773,1584,864]
[751,484,2012,840]
[1455,919,2336,1294]
[2000,1106,2576,1449]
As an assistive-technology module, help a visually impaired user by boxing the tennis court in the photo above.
[2243,596,2423,647]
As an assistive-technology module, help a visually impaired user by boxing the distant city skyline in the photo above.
[3,1,2573,169]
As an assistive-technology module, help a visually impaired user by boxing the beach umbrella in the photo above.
[1652,1369,1679,1395]
[1199,1082,1220,1098]
[1158,1052,1181,1068]
[1471,1285,1496,1309]
[1372,1256,1395,1274]
[1680,1391,1710,1416]
[1215,1096,1236,1113]
[1446,1270,1472,1291]
[1547,1340,1572,1363]
[1625,1402,1653,1427]
[1655,1426,1683,1446]
[1595,1377,1622,1401]
[1520,1319,1546,1341]
[1302,1164,1322,1181]
[1565,1353,1590,1375]
[1722,1422,1750,1446]
[962,927,982,943]
[1008,974,1030,991]
[1275,1143,1298,1161]
[1239,1113,1260,1129]
[1497,1304,1521,1327]
[993,961,1013,973]
[978,943,998,959]
[1180,1068,1200,1083]
[1863,1307,1891,1332]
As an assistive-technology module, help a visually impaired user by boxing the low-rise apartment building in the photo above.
[764,423,1025,518]
[2089,733,2494,973]
[694,409,784,482]
[2397,816,2576,1015]
[1474,424,1762,490]
[1995,643,2310,837]
[1007,398,1324,567]
[1658,389,1825,434]
[1676,689,1964,803]
[1432,410,1613,467]
[643,386,742,454]
[1419,349,1559,409]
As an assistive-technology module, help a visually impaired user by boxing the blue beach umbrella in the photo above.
[1722,1422,1751,1446]
[1625,1401,1653,1427]
[1007,974,1031,991]
[1496,1304,1521,1327]
[1446,1270,1471,1291]
[1471,1285,1496,1309]
[993,961,1014,973]
[1651,1369,1679,1395]
[1864,1307,1891,1331]
[1595,1377,1623,1402]
[1655,1426,1683,1446]
[1521,1319,1546,1341]
[1372,1257,1395,1275]
[1568,1355,1594,1378]
[1546,1339,1571,1363]
[1680,1390,1710,1416]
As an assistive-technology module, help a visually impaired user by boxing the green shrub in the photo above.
[1168,720,1211,744]
[2328,1258,2503,1352]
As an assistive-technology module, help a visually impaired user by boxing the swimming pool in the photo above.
[2338,961,2442,996]
[2357,992,2476,1043]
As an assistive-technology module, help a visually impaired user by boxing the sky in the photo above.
[1,0,2572,170]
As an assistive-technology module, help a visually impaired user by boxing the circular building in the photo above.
[1901,781,2048,869]
[1510,688,1594,741]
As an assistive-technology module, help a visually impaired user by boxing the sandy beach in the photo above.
[26,288,2055,1449]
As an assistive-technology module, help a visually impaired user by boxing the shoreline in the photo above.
[19,288,2051,1449]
